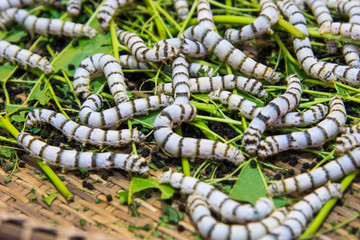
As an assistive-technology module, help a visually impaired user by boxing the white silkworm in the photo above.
[0,40,53,74]
[156,38,207,58]
[268,149,360,196]
[0,10,12,28]
[67,0,81,17]
[343,43,360,68]
[173,0,189,21]
[158,170,274,223]
[187,194,288,240]
[197,0,215,30]
[340,124,360,134]
[0,0,60,11]
[225,0,280,43]
[333,0,360,24]
[260,184,342,240]
[258,96,346,159]
[3,8,96,38]
[188,62,219,77]
[305,0,333,33]
[209,90,328,128]
[325,22,360,40]
[242,74,302,156]
[276,0,336,82]
[17,132,149,174]
[334,133,360,155]
[318,61,360,87]
[79,94,174,128]
[97,0,133,28]
[119,55,149,69]
[26,109,146,147]
[117,29,180,63]
[158,74,268,98]
[153,103,245,165]
[181,25,280,83]
[73,53,128,103]
[172,54,190,104]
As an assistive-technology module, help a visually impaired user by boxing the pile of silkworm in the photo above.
[3,0,360,239]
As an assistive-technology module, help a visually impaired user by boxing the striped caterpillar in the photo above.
[267,149,360,196]
[258,96,346,159]
[0,0,61,10]
[156,38,207,58]
[242,74,302,157]
[341,124,360,134]
[187,62,219,77]
[318,61,360,87]
[187,194,288,240]
[0,40,53,74]
[158,75,268,99]
[335,133,360,155]
[153,103,245,165]
[119,55,149,69]
[67,0,81,17]
[324,22,360,40]
[26,109,146,147]
[17,132,149,174]
[197,0,215,30]
[225,0,280,43]
[73,53,128,103]
[276,0,336,82]
[209,90,328,128]
[79,94,174,128]
[260,184,342,240]
[173,0,189,21]
[172,53,191,104]
[2,8,96,38]
[158,170,274,223]
[343,44,360,68]
[117,29,180,63]
[305,0,333,33]
[97,0,133,28]
[181,25,280,83]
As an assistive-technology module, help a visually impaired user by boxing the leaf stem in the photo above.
[174,126,190,176]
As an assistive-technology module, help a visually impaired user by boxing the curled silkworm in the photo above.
[172,54,190,104]
[153,103,245,165]
[97,0,133,28]
[334,133,360,155]
[318,61,360,87]
[158,170,274,223]
[209,90,328,128]
[173,0,189,21]
[188,62,219,77]
[79,94,174,128]
[158,75,268,98]
[156,38,207,58]
[26,109,146,147]
[258,96,346,159]
[267,149,359,196]
[225,0,280,43]
[67,0,81,17]
[305,0,333,33]
[0,0,61,11]
[73,53,128,103]
[117,29,180,63]
[187,194,288,240]
[3,8,96,38]
[181,25,280,83]
[119,55,149,69]
[0,40,53,74]
[260,184,342,240]
[343,44,360,68]
[197,0,215,30]
[276,0,336,82]
[243,74,302,156]
[17,132,149,174]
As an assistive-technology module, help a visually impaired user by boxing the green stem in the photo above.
[110,19,120,61]
[273,32,299,66]
[175,126,190,176]
[208,0,260,12]
[144,0,171,38]
[154,2,181,31]
[178,0,199,37]
[276,17,306,40]
[308,27,360,45]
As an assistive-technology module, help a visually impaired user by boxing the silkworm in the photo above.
[258,96,346,159]
[340,124,360,134]
[197,0,215,30]
[181,25,280,83]
[0,0,60,11]
[79,94,174,128]
[188,62,219,77]
[209,90,328,128]
[0,9,12,28]
[187,194,288,240]
[97,0,133,28]
[172,54,190,104]
[242,74,302,156]
[325,22,360,40]
[3,8,96,38]
[17,132,149,174]
[117,29,180,63]
[318,61,360,87]
[119,55,149,69]
[225,0,280,43]
[267,149,360,196]
[156,38,207,58]
[67,0,81,17]
[26,109,146,147]
[173,0,189,21]
[343,43,360,68]
[260,184,342,240]
[276,0,336,82]
[73,53,128,103]
[333,0,360,24]
[158,170,274,223]
[305,0,333,33]
[158,74,268,99]
[0,40,53,74]
[334,133,360,155]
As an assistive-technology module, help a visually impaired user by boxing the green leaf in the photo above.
[285,56,307,79]
[116,191,129,204]
[10,111,27,123]
[131,109,163,128]
[131,177,175,200]
[42,194,57,206]
[0,147,14,158]
[162,206,184,224]
[29,84,51,105]
[273,197,293,208]
[229,160,268,205]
